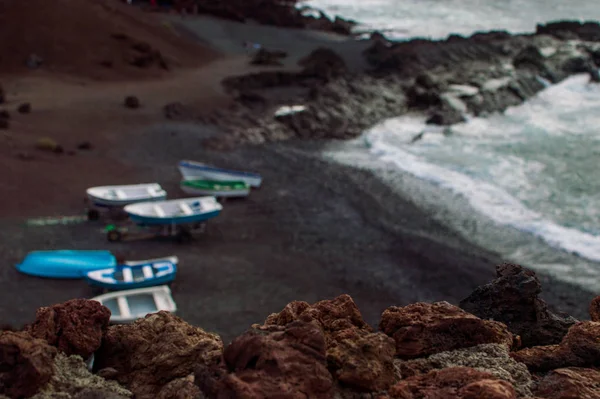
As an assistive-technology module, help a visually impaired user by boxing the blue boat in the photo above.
[85,256,178,290]
[123,196,222,226]
[16,250,117,278]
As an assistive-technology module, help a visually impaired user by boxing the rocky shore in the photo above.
[1,263,598,399]
[199,21,600,149]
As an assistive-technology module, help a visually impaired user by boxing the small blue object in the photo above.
[85,258,178,290]
[16,250,116,279]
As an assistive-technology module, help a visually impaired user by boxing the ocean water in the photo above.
[308,0,600,291]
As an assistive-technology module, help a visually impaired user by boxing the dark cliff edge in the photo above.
[1,264,599,399]
[197,20,600,149]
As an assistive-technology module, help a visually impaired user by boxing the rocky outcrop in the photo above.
[25,299,111,359]
[379,301,515,359]
[0,331,57,398]
[258,294,397,392]
[511,321,600,372]
[388,366,518,399]
[195,320,334,398]
[395,344,533,397]
[459,263,578,347]
[590,296,600,322]
[533,367,600,399]
[94,311,222,399]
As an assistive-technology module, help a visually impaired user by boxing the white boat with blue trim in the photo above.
[86,183,167,207]
[178,160,262,188]
[91,285,177,324]
[85,256,178,290]
[124,196,222,225]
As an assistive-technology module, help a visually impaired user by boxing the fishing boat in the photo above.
[86,183,167,207]
[178,160,262,188]
[85,256,178,290]
[90,285,177,324]
[124,196,222,226]
[16,250,117,278]
[180,179,250,198]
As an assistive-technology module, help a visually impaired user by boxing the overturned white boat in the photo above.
[178,160,262,188]
[86,183,167,207]
[91,285,177,323]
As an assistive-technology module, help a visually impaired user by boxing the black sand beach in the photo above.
[0,121,594,343]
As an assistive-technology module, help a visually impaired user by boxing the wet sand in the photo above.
[0,121,594,344]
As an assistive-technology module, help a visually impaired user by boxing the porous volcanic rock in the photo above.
[379,301,515,359]
[388,366,517,399]
[533,367,600,399]
[26,299,111,359]
[590,296,600,322]
[511,321,600,372]
[195,320,334,398]
[94,311,222,399]
[0,331,57,398]
[259,294,397,392]
[156,374,201,399]
[395,344,533,397]
[459,263,578,347]
[31,353,132,398]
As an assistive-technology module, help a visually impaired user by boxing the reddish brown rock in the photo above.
[0,331,57,398]
[533,367,600,399]
[94,311,223,399]
[388,367,517,399]
[196,320,334,398]
[511,321,600,372]
[26,299,111,359]
[379,301,515,359]
[260,295,396,392]
[157,374,201,399]
[590,296,600,322]
[459,263,577,347]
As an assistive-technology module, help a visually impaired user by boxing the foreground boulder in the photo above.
[259,294,397,392]
[395,344,533,397]
[533,367,600,399]
[94,311,223,399]
[0,331,57,398]
[379,301,515,359]
[388,366,517,399]
[511,321,600,372]
[26,299,111,359]
[196,320,334,398]
[460,263,577,347]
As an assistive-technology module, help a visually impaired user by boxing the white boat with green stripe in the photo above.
[180,179,251,198]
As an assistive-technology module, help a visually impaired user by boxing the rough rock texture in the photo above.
[156,374,202,399]
[0,331,57,399]
[195,320,334,398]
[259,294,397,392]
[31,353,132,399]
[459,264,577,347]
[388,367,517,399]
[533,367,600,399]
[94,311,222,399]
[511,321,600,372]
[26,299,111,359]
[396,344,533,397]
[379,301,515,359]
[590,296,600,322]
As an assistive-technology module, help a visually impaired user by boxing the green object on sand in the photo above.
[180,179,251,198]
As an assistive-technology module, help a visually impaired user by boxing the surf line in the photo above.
[26,215,89,227]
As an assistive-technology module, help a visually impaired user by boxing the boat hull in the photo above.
[16,250,116,279]
[85,257,178,290]
[87,194,167,208]
[178,161,262,188]
[126,209,222,226]
[86,273,175,290]
[180,184,250,198]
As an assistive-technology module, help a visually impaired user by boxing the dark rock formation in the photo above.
[379,301,515,359]
[250,48,288,66]
[388,367,517,399]
[590,296,600,321]
[94,311,222,399]
[0,331,57,398]
[258,294,397,392]
[511,321,600,372]
[533,367,600,399]
[195,320,334,398]
[25,298,111,359]
[460,263,578,347]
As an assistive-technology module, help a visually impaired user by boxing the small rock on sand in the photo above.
[0,84,5,104]
[124,96,140,109]
[17,103,32,114]
[35,137,63,153]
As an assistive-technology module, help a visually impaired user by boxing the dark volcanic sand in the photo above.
[0,121,594,343]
